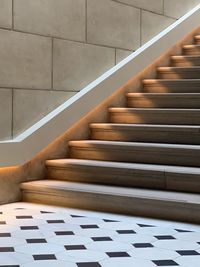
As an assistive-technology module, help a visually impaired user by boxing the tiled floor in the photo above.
[0,202,199,267]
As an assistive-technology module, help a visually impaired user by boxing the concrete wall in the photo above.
[0,0,199,140]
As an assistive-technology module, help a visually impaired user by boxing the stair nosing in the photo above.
[68,140,200,150]
[109,107,200,112]
[46,158,200,175]
[157,66,200,71]
[143,79,200,83]
[89,123,200,132]
[126,92,200,96]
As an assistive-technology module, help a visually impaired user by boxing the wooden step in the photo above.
[46,158,200,193]
[157,66,200,79]
[90,123,200,144]
[109,108,200,125]
[20,180,200,223]
[126,93,200,108]
[171,55,200,66]
[143,79,200,93]
[194,35,200,45]
[69,140,200,167]
[46,159,165,189]
[183,44,200,55]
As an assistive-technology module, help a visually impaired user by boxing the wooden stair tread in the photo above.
[158,66,200,70]
[183,44,200,48]
[46,158,200,175]
[109,107,200,112]
[126,92,200,97]
[46,158,164,170]
[171,55,200,59]
[143,79,200,83]
[20,180,200,204]
[68,140,200,150]
[90,123,200,132]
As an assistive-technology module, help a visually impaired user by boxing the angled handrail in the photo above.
[1,4,200,167]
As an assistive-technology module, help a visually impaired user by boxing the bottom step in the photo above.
[20,180,200,224]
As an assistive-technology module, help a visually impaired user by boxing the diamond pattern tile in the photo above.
[152,260,179,266]
[133,243,154,248]
[0,202,199,267]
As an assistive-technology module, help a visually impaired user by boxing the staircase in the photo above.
[20,34,200,224]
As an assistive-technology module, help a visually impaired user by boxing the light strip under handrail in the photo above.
[1,4,200,167]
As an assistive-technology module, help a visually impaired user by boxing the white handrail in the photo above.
[1,4,200,167]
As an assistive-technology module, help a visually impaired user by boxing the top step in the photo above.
[143,79,200,93]
[157,66,200,79]
[194,35,200,45]
[183,44,200,55]
[171,55,200,67]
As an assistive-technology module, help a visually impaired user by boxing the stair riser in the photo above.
[109,112,200,125]
[22,190,200,223]
[127,97,200,108]
[91,128,200,145]
[47,166,200,193]
[171,58,200,66]
[183,47,200,55]
[158,70,200,79]
[47,167,165,189]
[143,83,200,93]
[69,145,200,167]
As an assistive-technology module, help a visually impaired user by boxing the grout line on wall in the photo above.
[140,9,142,46]
[114,49,117,65]
[51,38,54,90]
[85,0,87,43]
[11,89,14,139]
[112,0,178,20]
[163,0,165,15]
[5,87,80,93]
[12,0,14,30]
[1,27,134,51]
[112,0,165,16]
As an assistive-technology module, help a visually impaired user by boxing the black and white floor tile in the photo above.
[0,202,199,267]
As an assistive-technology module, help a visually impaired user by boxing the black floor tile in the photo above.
[176,250,200,256]
[26,239,47,244]
[155,235,176,240]
[0,247,14,252]
[80,225,99,229]
[175,229,193,233]
[116,230,136,234]
[77,263,102,267]
[153,260,179,266]
[133,243,154,248]
[65,245,86,250]
[0,233,11,237]
[20,226,39,230]
[47,220,65,224]
[33,254,56,260]
[92,237,112,241]
[137,223,155,227]
[106,252,130,258]
[71,214,85,218]
[55,231,74,236]
[16,216,33,219]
